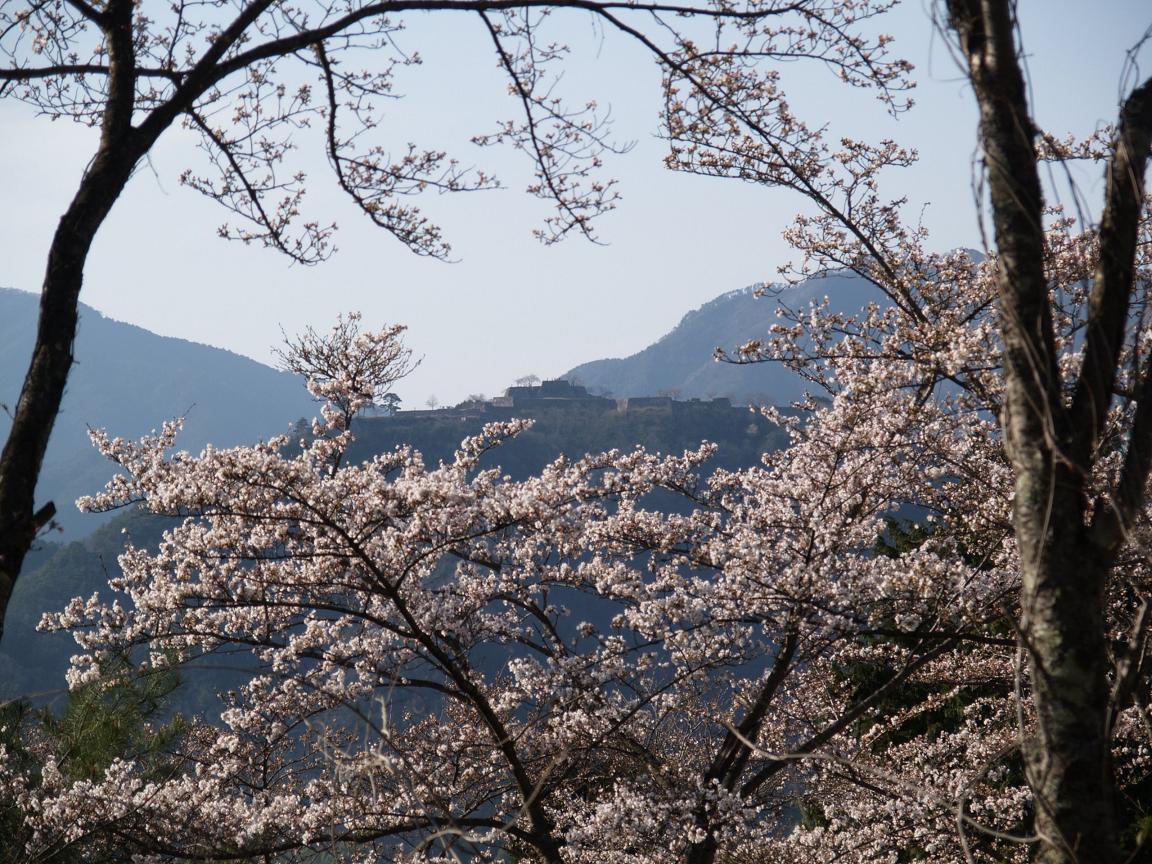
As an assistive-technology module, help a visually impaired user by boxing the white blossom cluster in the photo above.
[12,206,1152,864]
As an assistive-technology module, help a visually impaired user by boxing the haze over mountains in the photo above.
[565,271,882,403]
[0,273,884,700]
[1,273,881,539]
[0,288,317,538]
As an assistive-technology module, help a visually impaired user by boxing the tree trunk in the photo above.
[0,0,153,644]
[1022,529,1118,863]
[0,135,144,643]
[943,2,1152,861]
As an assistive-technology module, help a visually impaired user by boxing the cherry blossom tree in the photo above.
[26,277,1152,863]
[941,7,1152,860]
[2,313,1034,863]
[0,0,913,646]
[275,312,418,433]
[659,0,1152,859]
[8,1,1151,860]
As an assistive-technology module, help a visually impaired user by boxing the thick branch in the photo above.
[0,64,177,81]
[1089,79,1152,536]
[739,637,957,797]
[1107,341,1152,543]
[1071,78,1152,474]
[945,4,1129,863]
[102,0,138,139]
[945,0,1063,470]
[136,0,278,138]
[685,628,799,864]
[61,0,107,25]
[710,628,799,792]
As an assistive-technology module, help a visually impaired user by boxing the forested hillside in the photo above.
[0,289,316,537]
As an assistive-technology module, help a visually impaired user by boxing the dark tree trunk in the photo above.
[0,0,155,644]
[945,2,1152,862]
[0,135,145,642]
[1022,519,1119,864]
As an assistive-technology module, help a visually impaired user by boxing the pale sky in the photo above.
[1,1,1149,407]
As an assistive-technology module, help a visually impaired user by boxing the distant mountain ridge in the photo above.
[565,272,883,404]
[2,272,882,538]
[0,288,317,538]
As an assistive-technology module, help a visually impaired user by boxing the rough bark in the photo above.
[945,1,1152,862]
[0,141,147,638]
[0,0,146,644]
[0,0,277,643]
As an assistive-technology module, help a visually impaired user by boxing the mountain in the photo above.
[4,391,790,707]
[564,271,884,404]
[0,288,318,538]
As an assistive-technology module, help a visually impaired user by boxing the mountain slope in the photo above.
[0,288,317,537]
[4,397,788,704]
[565,272,884,404]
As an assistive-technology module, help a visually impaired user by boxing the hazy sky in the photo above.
[2,1,1149,407]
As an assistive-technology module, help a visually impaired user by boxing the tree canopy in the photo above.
[0,0,910,644]
[4,1,1152,862]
